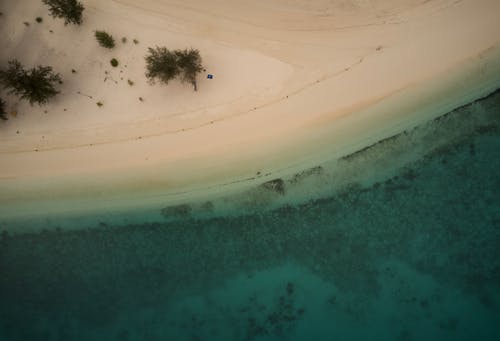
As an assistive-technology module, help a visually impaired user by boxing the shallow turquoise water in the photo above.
[0,91,499,340]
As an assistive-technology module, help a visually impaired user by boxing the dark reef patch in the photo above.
[161,203,192,219]
[261,178,286,195]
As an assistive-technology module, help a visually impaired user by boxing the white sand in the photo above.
[1,0,500,224]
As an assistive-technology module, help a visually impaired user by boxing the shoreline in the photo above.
[1,77,499,232]
[1,0,500,230]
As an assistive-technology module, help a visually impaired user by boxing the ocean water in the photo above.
[0,90,499,341]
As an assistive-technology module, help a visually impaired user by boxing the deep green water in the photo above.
[0,91,499,341]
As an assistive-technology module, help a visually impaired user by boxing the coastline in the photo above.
[1,74,499,233]
[1,0,500,230]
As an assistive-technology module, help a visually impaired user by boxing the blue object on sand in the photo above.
[207,74,213,79]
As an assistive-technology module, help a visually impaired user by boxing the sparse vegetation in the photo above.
[145,47,203,91]
[110,58,119,67]
[0,59,62,105]
[95,30,115,49]
[36,17,43,23]
[42,0,84,25]
[0,98,7,120]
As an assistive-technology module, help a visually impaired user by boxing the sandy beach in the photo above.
[1,0,500,224]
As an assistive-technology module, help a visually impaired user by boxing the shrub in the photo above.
[36,17,43,23]
[42,0,84,25]
[96,101,103,107]
[121,37,127,43]
[110,58,118,67]
[0,59,62,105]
[95,30,115,49]
[127,79,134,86]
[133,39,139,44]
[23,22,30,26]
[0,98,7,120]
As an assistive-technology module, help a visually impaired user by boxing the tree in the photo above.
[145,47,180,86]
[145,47,204,91]
[0,98,7,120]
[95,30,115,49]
[0,60,62,105]
[175,49,203,91]
[42,0,84,25]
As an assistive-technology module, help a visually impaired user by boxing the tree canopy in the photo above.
[145,47,203,91]
[42,0,84,25]
[0,60,62,105]
[0,98,7,120]
[145,47,180,85]
[174,49,204,90]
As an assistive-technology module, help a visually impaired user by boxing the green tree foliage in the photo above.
[145,47,180,86]
[42,0,84,25]
[0,60,62,105]
[0,98,7,120]
[95,30,115,49]
[174,49,203,91]
[145,47,203,91]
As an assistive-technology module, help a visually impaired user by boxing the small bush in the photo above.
[96,101,103,107]
[110,58,118,67]
[133,39,139,44]
[121,37,127,43]
[95,30,115,49]
[23,22,30,26]
[36,17,43,23]
[127,79,134,86]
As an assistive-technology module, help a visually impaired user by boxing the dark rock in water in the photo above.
[161,203,192,219]
[289,166,323,184]
[261,178,286,195]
